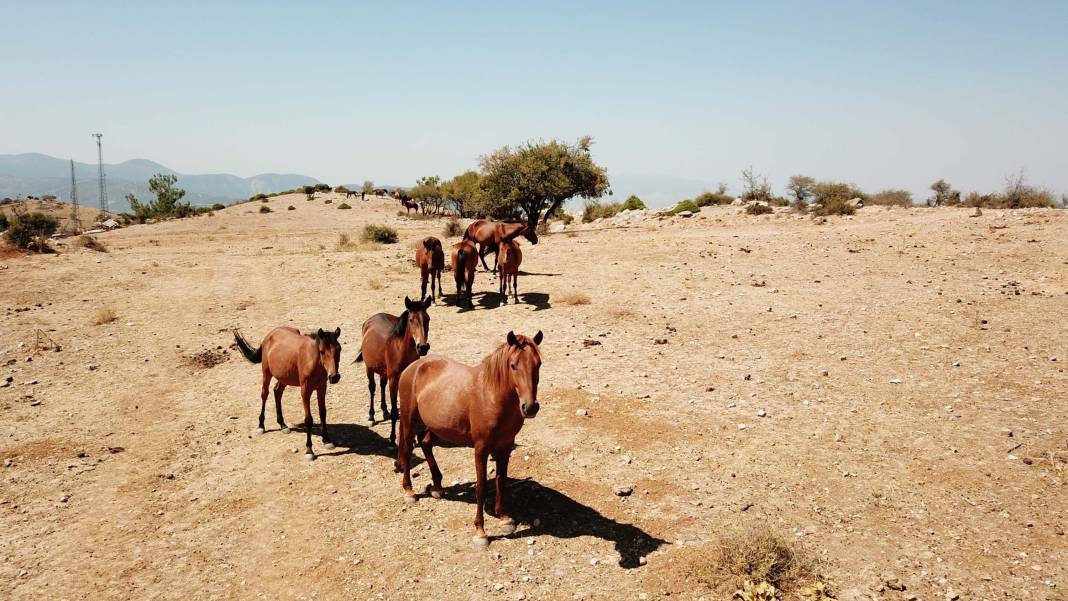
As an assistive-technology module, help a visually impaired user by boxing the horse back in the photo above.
[400,356,480,446]
[262,327,315,385]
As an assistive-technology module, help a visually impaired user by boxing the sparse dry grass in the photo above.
[681,526,817,597]
[91,307,117,326]
[557,291,591,305]
[368,279,384,291]
[336,233,382,252]
[76,235,107,252]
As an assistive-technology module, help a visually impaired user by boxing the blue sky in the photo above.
[3,1,1066,202]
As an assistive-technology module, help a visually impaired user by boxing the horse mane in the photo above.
[391,311,409,337]
[479,343,513,392]
[501,223,527,241]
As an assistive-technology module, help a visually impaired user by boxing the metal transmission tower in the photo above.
[92,133,108,215]
[69,159,82,232]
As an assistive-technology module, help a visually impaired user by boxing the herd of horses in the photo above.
[232,216,543,547]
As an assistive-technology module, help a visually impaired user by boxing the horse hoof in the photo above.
[255,427,265,435]
[472,536,490,549]
[366,418,375,426]
[324,442,335,450]
[403,494,417,505]
[427,487,443,500]
[303,453,315,461]
[281,428,291,434]
[500,522,516,535]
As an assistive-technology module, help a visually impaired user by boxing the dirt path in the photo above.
[1,193,1065,600]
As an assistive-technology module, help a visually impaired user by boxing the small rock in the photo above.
[589,558,599,566]
[756,409,766,417]
[493,583,505,591]
[575,408,589,417]
[614,486,633,497]
[653,338,668,345]
[738,423,748,430]
[638,556,648,566]
[885,578,906,591]
[3,458,12,467]
[819,369,829,377]
[834,432,844,443]
[889,378,903,384]
[59,495,69,503]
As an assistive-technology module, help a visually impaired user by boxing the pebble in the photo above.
[738,424,748,430]
[614,486,633,497]
[59,495,69,503]
[820,369,829,377]
[3,458,11,467]
[575,408,588,417]
[756,409,766,417]
[834,432,844,443]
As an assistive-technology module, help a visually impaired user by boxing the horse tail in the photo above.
[456,248,468,278]
[355,350,364,363]
[233,330,262,364]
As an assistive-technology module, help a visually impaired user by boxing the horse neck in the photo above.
[477,346,518,406]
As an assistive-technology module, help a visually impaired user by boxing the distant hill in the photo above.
[0,153,321,213]
[605,174,720,209]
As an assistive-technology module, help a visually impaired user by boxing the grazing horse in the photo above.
[497,238,522,304]
[397,330,544,547]
[373,188,390,197]
[233,327,342,461]
[450,239,478,308]
[463,220,538,272]
[416,236,445,303]
[355,296,432,446]
[345,190,358,199]
[400,198,419,214]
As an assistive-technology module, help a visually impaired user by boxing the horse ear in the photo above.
[507,331,518,346]
[533,330,543,345]
[422,296,433,310]
[317,328,325,339]
[423,238,433,250]
[404,296,414,311]
[334,327,341,338]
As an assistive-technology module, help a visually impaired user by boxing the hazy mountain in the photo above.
[605,174,720,209]
[0,153,321,213]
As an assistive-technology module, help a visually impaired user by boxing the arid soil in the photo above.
[1,192,1066,600]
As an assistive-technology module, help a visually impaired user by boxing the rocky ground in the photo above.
[1,192,1065,600]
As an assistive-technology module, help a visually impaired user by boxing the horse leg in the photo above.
[420,267,428,301]
[491,246,499,274]
[492,448,515,534]
[300,385,314,461]
[257,370,270,434]
[513,273,519,303]
[274,382,289,432]
[317,386,334,450]
[398,410,416,501]
[387,375,400,447]
[366,368,376,425]
[499,268,507,304]
[419,430,444,499]
[379,373,389,419]
[477,244,491,271]
[472,444,490,547]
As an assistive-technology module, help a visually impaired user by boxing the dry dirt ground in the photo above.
[1,192,1066,601]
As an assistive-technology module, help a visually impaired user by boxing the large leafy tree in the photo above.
[129,173,190,222]
[441,170,483,217]
[409,176,443,214]
[479,136,609,235]
[786,175,815,205]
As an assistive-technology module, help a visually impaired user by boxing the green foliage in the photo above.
[769,197,789,207]
[813,197,855,216]
[928,179,959,206]
[5,211,58,250]
[620,195,646,211]
[211,203,226,211]
[337,203,352,209]
[479,136,610,229]
[250,193,268,202]
[128,174,191,222]
[746,202,773,215]
[786,175,816,206]
[812,181,866,207]
[582,200,622,222]
[259,205,272,214]
[694,191,734,206]
[672,199,700,214]
[361,224,398,244]
[868,189,913,207]
[334,185,350,194]
[409,175,444,214]
[303,185,316,195]
[740,166,773,203]
[441,171,483,216]
[314,183,331,193]
[962,172,1056,208]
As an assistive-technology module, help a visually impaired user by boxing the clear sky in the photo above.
[4,0,1066,201]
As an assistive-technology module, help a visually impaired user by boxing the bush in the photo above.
[314,183,331,193]
[769,196,789,207]
[337,203,351,209]
[443,218,463,237]
[287,205,296,211]
[683,526,816,598]
[324,199,333,205]
[812,182,866,206]
[334,185,350,194]
[868,189,913,207]
[962,173,1056,208]
[0,212,8,232]
[91,307,117,326]
[620,195,646,211]
[362,224,398,244]
[671,199,700,214]
[302,185,316,195]
[581,200,622,223]
[5,211,58,250]
[76,235,107,252]
[694,191,734,207]
[259,205,272,214]
[250,193,268,202]
[745,203,773,215]
[812,197,855,216]
[211,203,226,211]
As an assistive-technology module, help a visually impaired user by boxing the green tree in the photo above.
[479,136,609,236]
[128,174,190,222]
[441,171,482,216]
[786,175,816,206]
[928,179,959,207]
[409,176,443,214]
[620,195,646,211]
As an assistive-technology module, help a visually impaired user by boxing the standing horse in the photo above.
[497,238,522,304]
[416,236,445,303]
[355,296,432,446]
[450,239,478,308]
[397,330,544,547]
[400,198,419,214]
[462,220,538,272]
[233,327,342,461]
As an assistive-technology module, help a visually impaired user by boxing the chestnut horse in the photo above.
[497,238,522,304]
[450,240,478,308]
[462,220,538,272]
[234,326,342,461]
[416,236,445,303]
[355,296,432,445]
[397,330,544,547]
[401,198,419,214]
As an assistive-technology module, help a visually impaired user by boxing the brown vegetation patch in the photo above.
[90,307,117,326]
[186,348,230,369]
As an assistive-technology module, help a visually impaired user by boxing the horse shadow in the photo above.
[439,478,667,568]
[465,291,551,311]
[293,422,418,464]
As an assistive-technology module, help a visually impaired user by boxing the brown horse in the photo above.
[463,220,538,272]
[400,198,419,214]
[233,327,342,461]
[497,238,522,304]
[450,240,478,308]
[355,296,432,446]
[396,330,544,547]
[416,236,445,303]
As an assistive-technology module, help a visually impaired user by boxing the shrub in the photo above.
[671,199,700,214]
[334,185,350,194]
[745,203,773,215]
[287,205,296,211]
[557,211,574,225]
[337,203,351,209]
[557,291,591,305]
[683,526,816,597]
[769,196,789,207]
[620,195,646,211]
[581,200,622,223]
[694,191,734,207]
[76,235,107,252]
[812,182,866,206]
[868,189,913,207]
[250,193,268,202]
[443,218,463,237]
[314,183,331,193]
[324,199,332,204]
[812,197,855,216]
[5,211,58,250]
[0,212,8,232]
[362,224,398,244]
[302,185,316,196]
[91,307,117,326]
[259,205,272,214]
[211,203,226,211]
[260,197,269,203]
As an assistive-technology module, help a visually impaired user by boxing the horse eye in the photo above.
[510,363,516,370]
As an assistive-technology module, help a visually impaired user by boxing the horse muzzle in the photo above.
[521,401,540,418]
[416,343,430,356]
[328,373,341,385]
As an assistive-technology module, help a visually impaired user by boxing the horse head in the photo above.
[316,327,342,384]
[506,330,544,418]
[401,296,433,356]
